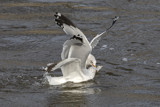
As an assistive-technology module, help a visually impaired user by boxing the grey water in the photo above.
[0,0,160,106]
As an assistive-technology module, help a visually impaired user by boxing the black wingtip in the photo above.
[54,14,58,17]
[54,12,76,28]
[113,16,119,21]
[54,12,61,18]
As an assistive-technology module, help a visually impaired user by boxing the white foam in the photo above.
[122,58,128,62]
[100,45,107,50]
[109,48,114,50]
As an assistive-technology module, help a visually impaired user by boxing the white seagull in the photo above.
[44,12,118,85]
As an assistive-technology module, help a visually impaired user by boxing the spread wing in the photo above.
[90,31,106,49]
[90,16,119,49]
[45,58,80,72]
[55,12,92,68]
[55,12,81,36]
[45,58,85,79]
[54,12,90,46]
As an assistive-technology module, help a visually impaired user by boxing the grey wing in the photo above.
[45,58,80,72]
[61,45,70,60]
[61,39,83,60]
[90,31,106,49]
[55,12,92,68]
[61,38,91,68]
[90,16,119,48]
[45,58,85,78]
[54,12,90,46]
[68,43,91,69]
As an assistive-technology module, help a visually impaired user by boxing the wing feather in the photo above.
[61,39,83,59]
[45,58,80,72]
[90,31,106,49]
[54,12,90,46]
[55,12,92,67]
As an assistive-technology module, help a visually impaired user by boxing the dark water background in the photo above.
[0,0,160,106]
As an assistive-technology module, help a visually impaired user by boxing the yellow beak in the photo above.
[92,64,96,68]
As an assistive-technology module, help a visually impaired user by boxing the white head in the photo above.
[86,54,102,71]
[84,54,98,79]
[86,54,96,69]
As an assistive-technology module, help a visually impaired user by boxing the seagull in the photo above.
[45,54,102,85]
[44,12,118,85]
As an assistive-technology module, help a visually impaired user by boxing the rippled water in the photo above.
[0,0,160,106]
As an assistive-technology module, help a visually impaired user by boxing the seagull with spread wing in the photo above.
[44,12,118,85]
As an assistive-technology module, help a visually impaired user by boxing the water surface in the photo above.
[0,0,160,106]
